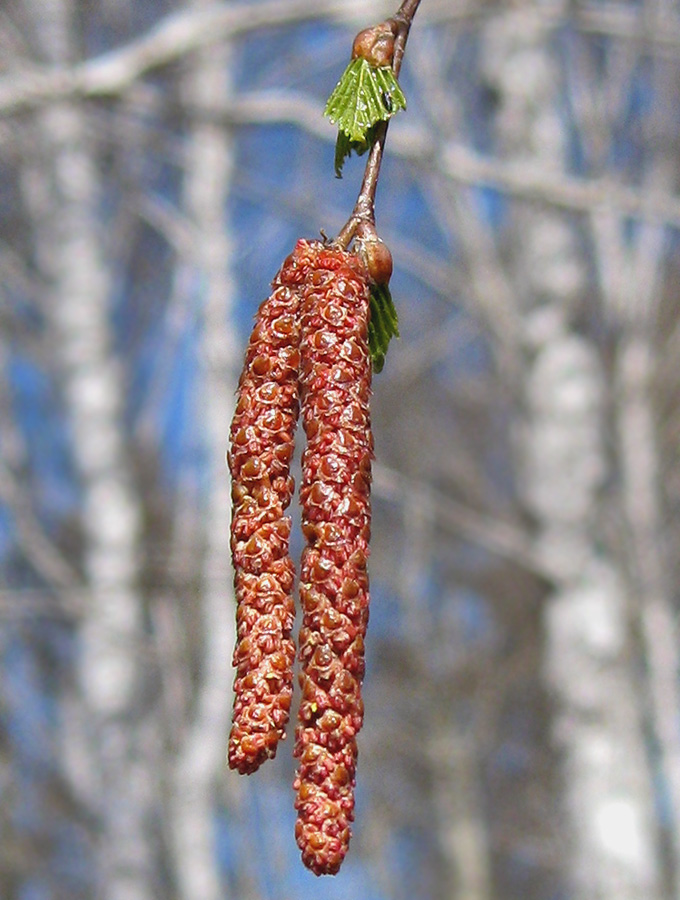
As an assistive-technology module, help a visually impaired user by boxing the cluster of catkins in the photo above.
[228,237,385,876]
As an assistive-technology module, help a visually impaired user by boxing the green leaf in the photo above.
[333,125,376,178]
[368,283,400,373]
[325,58,406,144]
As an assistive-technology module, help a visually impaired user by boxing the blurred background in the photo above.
[1,0,680,898]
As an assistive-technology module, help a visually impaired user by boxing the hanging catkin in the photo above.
[293,245,373,875]
[227,240,319,775]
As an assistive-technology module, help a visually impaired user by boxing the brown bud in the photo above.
[351,24,395,67]
[361,237,393,286]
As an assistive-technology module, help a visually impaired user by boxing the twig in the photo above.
[150,88,680,230]
[372,463,553,582]
[336,0,423,248]
[1,2,678,116]
[0,0,474,117]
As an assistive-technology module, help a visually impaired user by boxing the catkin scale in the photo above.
[228,240,320,775]
[293,246,372,876]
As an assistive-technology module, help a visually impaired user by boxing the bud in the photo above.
[228,239,322,775]
[351,23,395,68]
[360,237,393,286]
[293,245,372,875]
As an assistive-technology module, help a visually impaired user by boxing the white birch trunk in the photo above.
[23,2,154,898]
[614,331,680,889]
[595,210,680,888]
[397,489,493,898]
[168,15,239,899]
[482,8,662,897]
[426,728,492,900]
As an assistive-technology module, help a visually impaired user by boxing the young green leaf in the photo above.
[325,57,406,144]
[368,282,400,373]
[334,126,378,178]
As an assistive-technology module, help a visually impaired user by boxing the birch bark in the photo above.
[590,26,680,876]
[168,13,239,899]
[425,728,492,900]
[482,7,662,898]
[23,1,154,897]
[594,208,680,889]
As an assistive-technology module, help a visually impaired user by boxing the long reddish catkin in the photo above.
[228,240,319,775]
[293,246,373,875]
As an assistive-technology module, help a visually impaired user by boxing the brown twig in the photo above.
[335,0,423,248]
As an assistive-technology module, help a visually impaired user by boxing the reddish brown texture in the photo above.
[228,239,322,775]
[351,23,396,67]
[293,246,372,876]
[361,237,393,286]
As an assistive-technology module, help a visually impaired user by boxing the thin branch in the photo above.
[438,141,680,230]
[0,1,678,117]
[570,2,680,53]
[175,89,680,230]
[0,337,82,591]
[373,463,553,582]
[0,462,82,590]
[0,0,473,116]
[336,0,423,247]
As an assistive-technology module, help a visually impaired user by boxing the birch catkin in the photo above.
[293,246,373,875]
[228,240,319,775]
[225,0,420,873]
